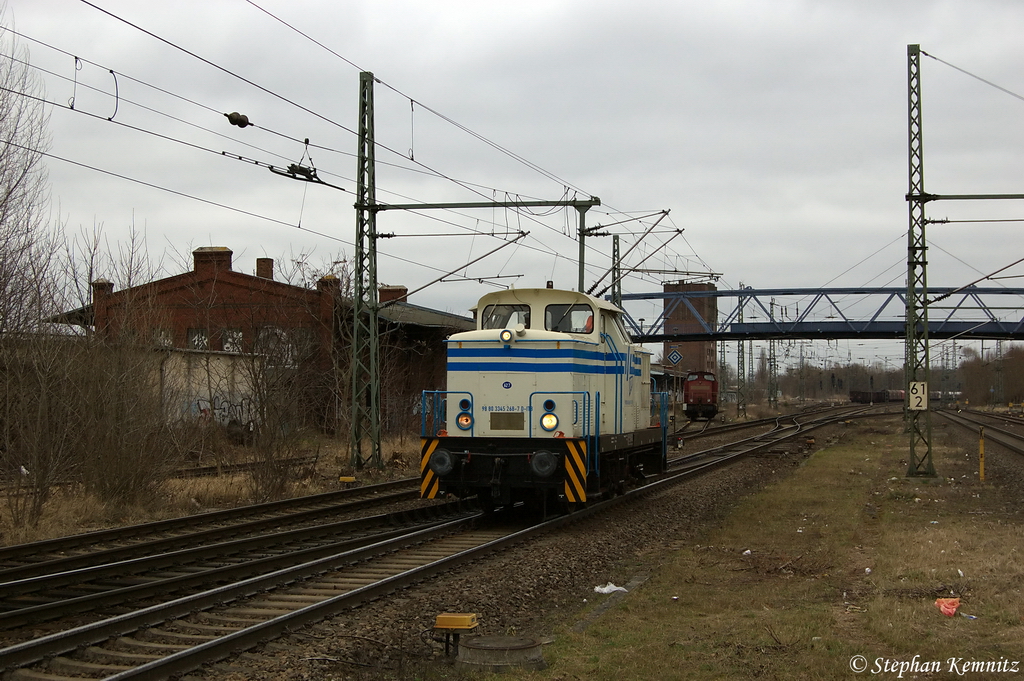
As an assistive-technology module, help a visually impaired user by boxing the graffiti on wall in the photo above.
[188,395,257,426]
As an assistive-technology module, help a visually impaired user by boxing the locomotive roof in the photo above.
[468,288,624,315]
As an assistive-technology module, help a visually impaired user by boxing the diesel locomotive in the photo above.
[419,286,668,511]
[682,371,719,420]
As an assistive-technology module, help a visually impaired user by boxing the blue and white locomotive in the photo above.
[420,286,668,511]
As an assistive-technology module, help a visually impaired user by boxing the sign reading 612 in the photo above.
[908,382,928,411]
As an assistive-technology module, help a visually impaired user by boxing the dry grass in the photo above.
[480,417,1024,680]
[0,433,422,547]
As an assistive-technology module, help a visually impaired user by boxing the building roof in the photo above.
[53,244,475,334]
[379,300,474,330]
[55,299,474,332]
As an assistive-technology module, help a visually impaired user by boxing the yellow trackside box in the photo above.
[434,613,478,630]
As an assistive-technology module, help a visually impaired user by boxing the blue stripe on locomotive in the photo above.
[447,345,642,376]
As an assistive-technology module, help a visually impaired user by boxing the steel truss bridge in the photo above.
[621,287,1024,343]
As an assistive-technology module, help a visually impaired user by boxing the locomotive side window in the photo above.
[481,304,531,330]
[545,303,594,333]
[610,313,631,341]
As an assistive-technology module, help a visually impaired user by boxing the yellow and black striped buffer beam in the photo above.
[563,440,587,503]
[420,438,440,499]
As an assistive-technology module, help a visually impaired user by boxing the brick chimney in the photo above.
[91,278,114,299]
[91,278,114,334]
[317,275,341,363]
[378,285,408,303]
[193,247,232,278]
[256,257,274,280]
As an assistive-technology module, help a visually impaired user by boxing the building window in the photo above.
[222,328,243,353]
[152,328,172,347]
[187,328,209,350]
[256,326,292,366]
[256,327,313,367]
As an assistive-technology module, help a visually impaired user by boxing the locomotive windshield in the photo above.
[481,304,531,330]
[545,304,594,334]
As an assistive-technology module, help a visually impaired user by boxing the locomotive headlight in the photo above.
[428,448,455,476]
[456,412,473,430]
[530,450,558,477]
[540,412,559,431]
[499,329,514,343]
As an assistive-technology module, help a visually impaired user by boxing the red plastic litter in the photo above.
[935,598,960,617]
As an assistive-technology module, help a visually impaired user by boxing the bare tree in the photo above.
[0,11,67,527]
[0,9,53,334]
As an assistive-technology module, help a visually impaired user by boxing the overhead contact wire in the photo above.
[72,2,700,291]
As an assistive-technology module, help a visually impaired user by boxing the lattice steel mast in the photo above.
[736,285,746,419]
[905,45,935,476]
[768,299,778,409]
[611,235,622,308]
[351,71,383,469]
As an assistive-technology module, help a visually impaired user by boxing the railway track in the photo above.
[0,514,504,679]
[0,407,867,679]
[170,454,319,479]
[668,405,876,473]
[936,409,1024,456]
[671,403,887,450]
[0,502,470,639]
[0,478,420,573]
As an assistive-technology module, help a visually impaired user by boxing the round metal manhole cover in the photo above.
[456,635,546,671]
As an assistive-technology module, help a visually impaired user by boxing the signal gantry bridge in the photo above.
[622,287,1024,343]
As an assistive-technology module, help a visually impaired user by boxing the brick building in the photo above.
[662,281,718,376]
[75,246,474,433]
[92,247,337,362]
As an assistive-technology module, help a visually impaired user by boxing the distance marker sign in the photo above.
[908,382,928,410]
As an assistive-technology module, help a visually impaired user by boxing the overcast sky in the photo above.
[8,0,1024,369]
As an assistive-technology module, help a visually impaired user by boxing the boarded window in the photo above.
[255,327,313,367]
[222,328,243,353]
[153,328,172,347]
[490,412,525,431]
[187,328,209,350]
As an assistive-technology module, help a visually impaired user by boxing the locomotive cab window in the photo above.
[545,303,594,334]
[480,304,531,330]
[611,313,630,341]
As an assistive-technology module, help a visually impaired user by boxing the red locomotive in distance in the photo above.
[683,371,719,420]
[849,389,905,404]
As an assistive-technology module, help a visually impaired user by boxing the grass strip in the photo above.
[493,418,1024,680]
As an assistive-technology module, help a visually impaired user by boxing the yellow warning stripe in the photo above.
[563,440,587,503]
[420,439,440,499]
